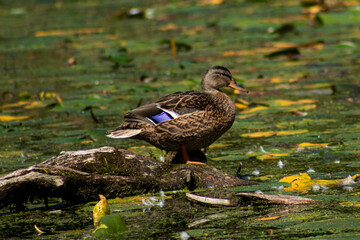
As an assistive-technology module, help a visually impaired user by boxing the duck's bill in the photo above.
[229,81,248,93]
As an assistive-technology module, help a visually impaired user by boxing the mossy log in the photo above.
[0,146,251,210]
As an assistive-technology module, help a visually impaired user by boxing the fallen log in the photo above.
[0,146,251,210]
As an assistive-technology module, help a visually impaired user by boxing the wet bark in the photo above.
[0,146,251,210]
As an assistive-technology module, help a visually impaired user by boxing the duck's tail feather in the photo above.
[106,129,142,139]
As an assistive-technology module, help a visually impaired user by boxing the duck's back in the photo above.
[134,90,236,151]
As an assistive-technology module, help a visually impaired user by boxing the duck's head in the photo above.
[201,66,247,93]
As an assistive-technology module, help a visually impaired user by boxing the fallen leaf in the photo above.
[24,101,47,109]
[254,216,281,221]
[279,173,356,193]
[199,0,224,5]
[34,225,45,235]
[235,103,248,109]
[277,129,308,136]
[297,142,328,149]
[241,106,269,114]
[0,101,30,110]
[93,194,111,227]
[257,153,289,160]
[0,115,30,121]
[241,129,308,138]
[241,131,276,138]
[271,99,317,106]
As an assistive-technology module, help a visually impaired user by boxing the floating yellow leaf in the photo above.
[199,0,224,5]
[35,28,104,37]
[93,194,111,228]
[0,101,30,110]
[241,131,276,138]
[241,106,269,114]
[209,143,229,149]
[235,103,248,109]
[303,83,332,89]
[277,129,308,136]
[297,142,328,149]
[258,153,289,160]
[241,129,307,138]
[272,42,297,48]
[339,202,360,208]
[34,225,45,235]
[254,216,281,221]
[24,101,47,109]
[128,145,156,150]
[237,114,255,119]
[279,173,356,193]
[0,115,30,121]
[299,104,316,110]
[279,173,311,183]
[271,99,317,106]
[270,77,284,83]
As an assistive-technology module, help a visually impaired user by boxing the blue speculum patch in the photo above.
[149,112,173,124]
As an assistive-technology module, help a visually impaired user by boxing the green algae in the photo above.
[1,0,360,239]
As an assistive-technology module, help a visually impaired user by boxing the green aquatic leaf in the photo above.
[93,214,128,238]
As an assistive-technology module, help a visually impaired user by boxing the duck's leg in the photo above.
[181,144,205,165]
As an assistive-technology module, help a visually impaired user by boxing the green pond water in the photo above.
[1,0,360,239]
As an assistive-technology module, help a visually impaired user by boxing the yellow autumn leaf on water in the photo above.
[257,153,289,160]
[241,129,308,138]
[303,83,332,89]
[270,77,284,83]
[277,129,308,136]
[235,103,248,109]
[199,0,224,5]
[279,173,357,193]
[271,99,317,106]
[0,101,30,110]
[0,115,30,121]
[298,104,317,110]
[241,106,269,114]
[93,194,111,228]
[24,101,47,109]
[209,143,229,149]
[241,131,276,138]
[280,173,311,183]
[272,42,297,48]
[297,142,329,149]
[254,216,281,221]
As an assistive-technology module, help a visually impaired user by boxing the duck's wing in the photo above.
[107,91,209,139]
[125,90,209,124]
[154,90,208,115]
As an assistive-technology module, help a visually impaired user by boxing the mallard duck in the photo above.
[107,66,247,163]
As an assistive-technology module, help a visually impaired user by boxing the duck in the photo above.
[107,66,247,163]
